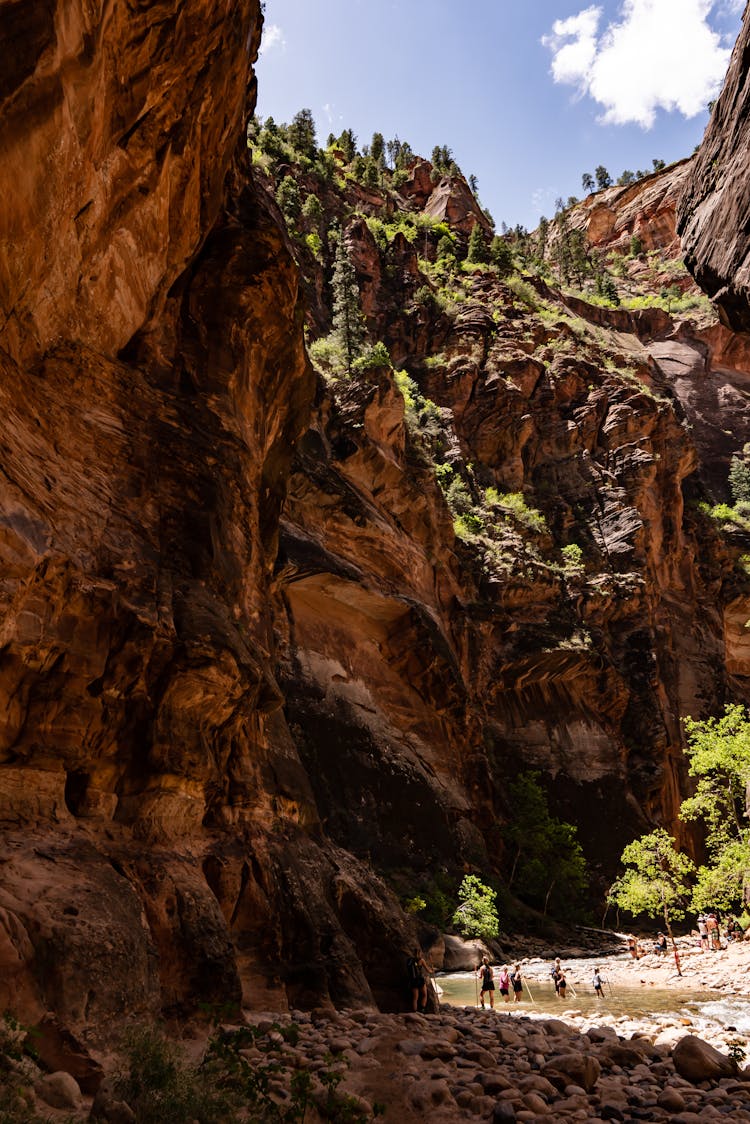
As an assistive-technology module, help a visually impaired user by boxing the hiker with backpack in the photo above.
[406,947,432,1012]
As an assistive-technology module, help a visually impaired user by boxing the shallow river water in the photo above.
[437,971,750,1034]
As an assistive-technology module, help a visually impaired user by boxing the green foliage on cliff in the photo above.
[503,772,588,919]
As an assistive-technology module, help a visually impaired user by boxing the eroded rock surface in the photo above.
[678,11,750,330]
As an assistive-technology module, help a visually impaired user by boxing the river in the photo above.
[437,969,750,1035]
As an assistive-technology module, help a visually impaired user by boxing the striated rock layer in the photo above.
[0,0,417,1044]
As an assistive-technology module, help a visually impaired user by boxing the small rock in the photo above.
[492,1101,517,1123]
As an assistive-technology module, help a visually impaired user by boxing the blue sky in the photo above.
[256,1,744,230]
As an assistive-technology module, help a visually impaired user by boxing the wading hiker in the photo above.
[550,957,562,995]
[476,955,495,1009]
[406,947,432,1013]
[510,963,524,1003]
[557,967,567,999]
[698,914,709,951]
[592,967,604,998]
[497,964,511,1003]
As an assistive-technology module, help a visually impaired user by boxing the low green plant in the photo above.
[561,543,585,572]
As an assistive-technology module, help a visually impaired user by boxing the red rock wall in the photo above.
[0,0,420,1042]
[678,9,750,330]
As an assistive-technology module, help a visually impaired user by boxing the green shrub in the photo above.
[506,276,539,308]
[451,875,499,940]
[561,543,585,572]
[352,341,391,372]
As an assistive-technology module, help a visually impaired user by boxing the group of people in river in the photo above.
[477,955,610,1006]
[406,947,615,1011]
[476,956,525,1007]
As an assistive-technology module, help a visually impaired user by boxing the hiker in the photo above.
[406,947,431,1013]
[627,934,639,959]
[476,956,495,1009]
[497,964,511,1003]
[653,932,667,956]
[510,963,524,1003]
[698,915,709,951]
[727,917,744,941]
[706,912,720,950]
[550,957,562,995]
[592,967,604,998]
[557,968,567,999]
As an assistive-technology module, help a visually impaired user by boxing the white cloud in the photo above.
[542,1,732,128]
[260,24,286,55]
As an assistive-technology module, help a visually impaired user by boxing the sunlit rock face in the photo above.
[0,1,419,1037]
[678,12,750,332]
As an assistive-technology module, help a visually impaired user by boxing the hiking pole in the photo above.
[474,973,479,1008]
[431,973,440,1013]
[568,979,578,998]
[524,979,536,1005]
[606,979,615,998]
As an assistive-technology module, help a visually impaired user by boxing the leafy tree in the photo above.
[681,704,750,910]
[467,223,489,264]
[617,170,635,186]
[502,772,588,919]
[451,875,499,941]
[653,158,666,171]
[729,451,750,505]
[595,165,612,190]
[287,108,317,158]
[582,172,595,193]
[331,230,365,374]
[468,173,479,195]
[609,828,695,972]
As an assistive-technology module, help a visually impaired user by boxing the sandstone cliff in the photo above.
[678,12,750,332]
[2,0,750,1059]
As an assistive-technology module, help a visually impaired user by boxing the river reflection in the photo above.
[436,971,748,1031]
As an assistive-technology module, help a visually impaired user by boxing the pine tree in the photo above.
[467,223,489,264]
[331,231,365,374]
[595,165,612,190]
[338,129,357,163]
[370,132,385,166]
[287,109,317,158]
[582,172,595,193]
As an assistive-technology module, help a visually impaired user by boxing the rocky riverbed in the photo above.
[13,938,750,1122]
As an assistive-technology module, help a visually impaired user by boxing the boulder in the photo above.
[542,1052,601,1093]
[672,1034,738,1082]
[35,1071,81,1110]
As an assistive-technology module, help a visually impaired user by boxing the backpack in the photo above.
[406,956,421,984]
